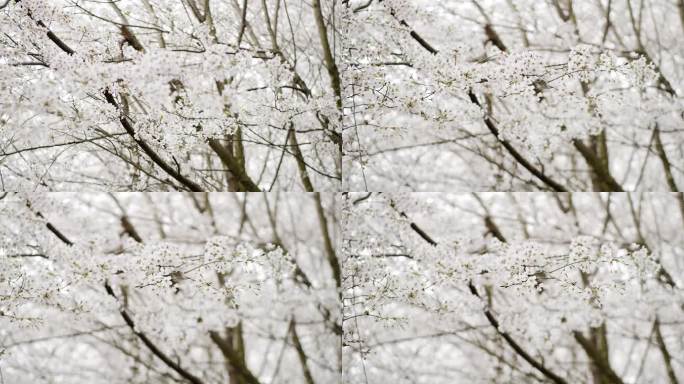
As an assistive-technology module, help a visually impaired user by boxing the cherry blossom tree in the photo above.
[342,0,684,192]
[0,0,342,191]
[342,192,684,383]
[3,1,684,383]
[0,192,341,383]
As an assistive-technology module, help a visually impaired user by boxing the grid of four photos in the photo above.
[1,1,683,383]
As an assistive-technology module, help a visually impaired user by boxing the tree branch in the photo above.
[105,283,206,384]
[471,282,569,384]
[28,200,205,384]
[17,3,205,191]
[572,139,624,191]
[207,138,260,191]
[289,318,316,384]
[469,92,569,192]
[654,317,680,384]
[653,125,684,227]
[313,193,341,288]
[573,331,624,384]
[208,330,261,384]
[388,201,569,384]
